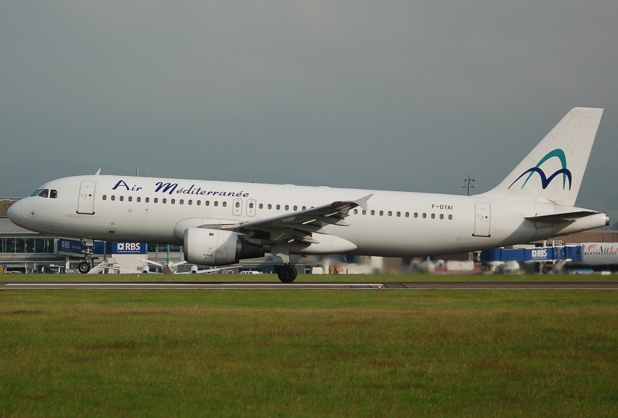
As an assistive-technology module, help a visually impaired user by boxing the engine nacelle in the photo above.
[184,228,263,266]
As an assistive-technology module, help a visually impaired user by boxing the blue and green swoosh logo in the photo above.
[508,149,572,190]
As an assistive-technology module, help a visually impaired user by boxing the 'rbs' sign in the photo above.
[113,242,147,254]
[531,249,548,259]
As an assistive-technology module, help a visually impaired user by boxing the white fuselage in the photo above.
[8,174,607,258]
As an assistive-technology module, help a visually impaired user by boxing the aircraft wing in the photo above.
[212,194,372,244]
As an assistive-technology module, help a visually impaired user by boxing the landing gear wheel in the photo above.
[78,261,91,274]
[277,265,297,283]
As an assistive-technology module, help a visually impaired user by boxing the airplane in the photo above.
[8,107,609,282]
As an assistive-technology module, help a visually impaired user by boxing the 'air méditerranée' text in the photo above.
[112,180,250,197]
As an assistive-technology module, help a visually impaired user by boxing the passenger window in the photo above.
[396,211,401,217]
[162,198,167,204]
[128,196,133,202]
[388,211,392,217]
[422,213,427,219]
[448,214,453,220]
[154,198,159,203]
[171,199,176,204]
[276,204,281,210]
[431,214,435,219]
[205,201,209,206]
[180,199,184,205]
[379,210,384,216]
[371,210,375,216]
[188,200,192,205]
[145,197,150,203]
[137,197,141,203]
[302,206,307,211]
[293,205,298,211]
[223,202,227,207]
[267,204,272,210]
[259,203,263,209]
[249,202,254,209]
[111,196,116,201]
[119,196,124,202]
[197,200,201,206]
[214,201,218,207]
[285,205,289,210]
[440,214,444,220]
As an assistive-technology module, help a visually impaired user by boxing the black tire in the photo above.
[78,261,91,274]
[277,265,297,283]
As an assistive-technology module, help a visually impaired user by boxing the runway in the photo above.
[2,281,618,290]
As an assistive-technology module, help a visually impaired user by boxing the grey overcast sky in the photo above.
[1,2,617,220]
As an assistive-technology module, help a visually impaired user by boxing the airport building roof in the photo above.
[0,217,39,235]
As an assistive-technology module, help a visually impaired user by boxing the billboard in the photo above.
[58,239,146,256]
[113,242,147,254]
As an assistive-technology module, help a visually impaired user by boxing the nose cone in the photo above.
[7,200,25,228]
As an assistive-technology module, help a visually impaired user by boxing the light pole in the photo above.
[462,174,476,196]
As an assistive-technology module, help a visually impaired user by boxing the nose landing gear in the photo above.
[77,239,94,274]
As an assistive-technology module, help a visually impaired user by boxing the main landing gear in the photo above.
[272,244,297,283]
[78,239,94,274]
[277,264,297,283]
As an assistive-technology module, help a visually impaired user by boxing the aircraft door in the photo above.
[233,198,242,216]
[473,203,491,237]
[77,181,96,215]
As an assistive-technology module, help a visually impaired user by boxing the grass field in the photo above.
[1,275,617,416]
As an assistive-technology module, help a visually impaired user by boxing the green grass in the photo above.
[1,288,617,416]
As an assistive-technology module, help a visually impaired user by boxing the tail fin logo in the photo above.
[508,149,572,190]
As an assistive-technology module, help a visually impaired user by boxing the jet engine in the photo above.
[184,228,263,265]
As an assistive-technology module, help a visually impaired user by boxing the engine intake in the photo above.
[184,228,263,265]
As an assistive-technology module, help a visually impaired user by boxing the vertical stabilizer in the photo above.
[486,107,603,206]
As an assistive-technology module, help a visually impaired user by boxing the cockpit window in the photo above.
[30,188,58,198]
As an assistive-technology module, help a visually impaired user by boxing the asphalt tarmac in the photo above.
[2,281,618,290]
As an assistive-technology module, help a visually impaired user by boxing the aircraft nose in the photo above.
[7,200,25,227]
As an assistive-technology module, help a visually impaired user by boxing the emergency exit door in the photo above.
[473,203,491,237]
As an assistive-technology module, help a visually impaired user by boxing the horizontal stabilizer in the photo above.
[525,211,602,224]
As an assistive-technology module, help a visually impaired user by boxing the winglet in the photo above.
[94,168,102,175]
[354,194,373,211]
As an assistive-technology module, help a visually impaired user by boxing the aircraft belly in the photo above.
[332,220,474,257]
